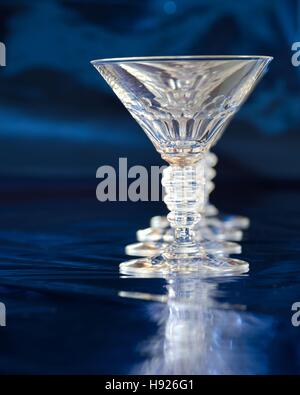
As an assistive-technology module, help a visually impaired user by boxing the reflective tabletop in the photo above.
[0,178,299,374]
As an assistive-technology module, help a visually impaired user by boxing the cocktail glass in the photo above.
[92,55,272,273]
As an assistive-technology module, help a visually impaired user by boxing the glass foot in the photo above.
[120,254,249,276]
[149,213,249,236]
[137,227,165,242]
[125,241,167,257]
[125,239,241,257]
[200,225,243,242]
[137,226,242,243]
[150,216,169,229]
[205,204,219,217]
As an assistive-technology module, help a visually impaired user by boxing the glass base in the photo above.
[149,213,250,232]
[126,241,167,257]
[126,239,241,257]
[150,216,169,229]
[137,227,164,242]
[120,254,249,276]
[205,204,219,217]
[137,226,242,243]
[200,225,243,242]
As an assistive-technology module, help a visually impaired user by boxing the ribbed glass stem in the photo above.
[162,162,205,249]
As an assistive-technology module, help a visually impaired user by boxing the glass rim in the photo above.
[91,55,273,65]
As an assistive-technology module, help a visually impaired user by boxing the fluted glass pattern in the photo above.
[92,56,271,162]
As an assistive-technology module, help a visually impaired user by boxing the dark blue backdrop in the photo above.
[0,0,299,180]
[0,0,300,375]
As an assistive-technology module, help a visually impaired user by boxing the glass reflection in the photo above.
[120,271,274,375]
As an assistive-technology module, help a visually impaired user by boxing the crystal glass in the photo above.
[149,150,250,232]
[92,55,272,273]
[125,150,244,259]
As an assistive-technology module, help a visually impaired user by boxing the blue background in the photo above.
[0,0,299,180]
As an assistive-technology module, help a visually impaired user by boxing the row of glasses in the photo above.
[125,150,249,258]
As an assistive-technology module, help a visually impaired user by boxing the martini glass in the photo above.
[92,55,272,273]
